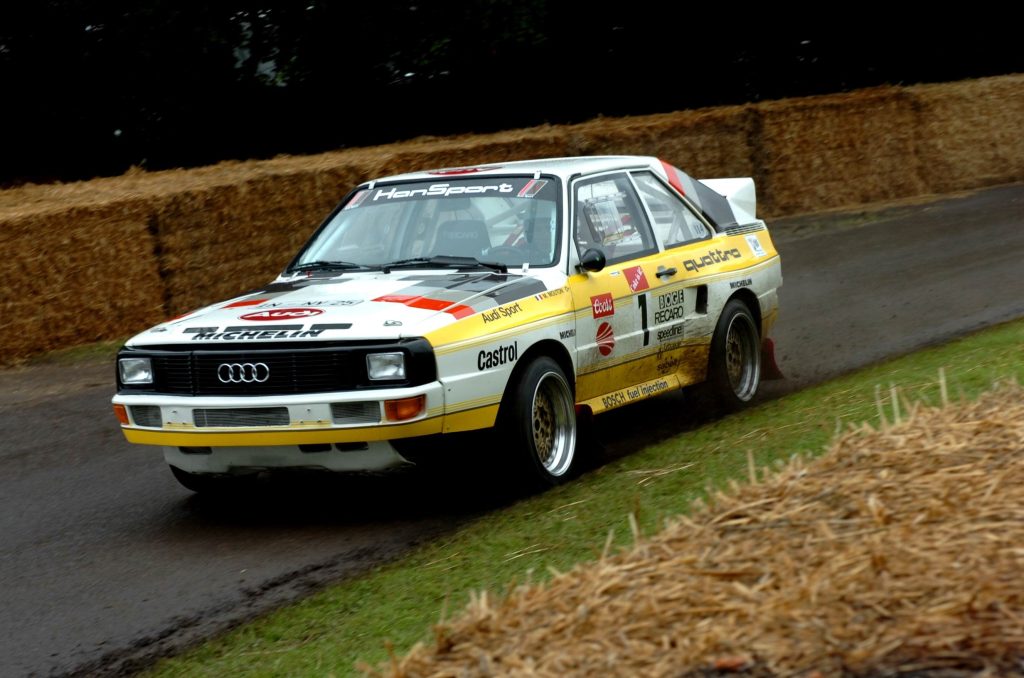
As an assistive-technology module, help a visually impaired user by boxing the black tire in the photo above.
[704,299,762,411]
[169,465,258,495]
[499,356,579,487]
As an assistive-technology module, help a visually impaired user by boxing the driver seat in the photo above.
[433,219,489,258]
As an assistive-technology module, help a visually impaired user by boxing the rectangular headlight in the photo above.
[366,352,406,380]
[119,357,153,384]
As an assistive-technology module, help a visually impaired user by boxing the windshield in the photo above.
[292,176,561,271]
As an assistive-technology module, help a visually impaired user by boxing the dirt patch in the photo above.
[376,381,1024,677]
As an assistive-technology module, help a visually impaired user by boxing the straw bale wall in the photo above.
[379,382,1024,677]
[1,73,1021,364]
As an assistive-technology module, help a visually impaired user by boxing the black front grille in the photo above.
[150,351,353,396]
[119,339,436,396]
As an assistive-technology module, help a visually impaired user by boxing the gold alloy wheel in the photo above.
[530,370,576,477]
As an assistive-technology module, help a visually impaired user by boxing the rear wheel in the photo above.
[705,299,761,411]
[500,356,578,487]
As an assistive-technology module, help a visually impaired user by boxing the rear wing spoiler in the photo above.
[657,160,758,231]
[699,178,757,226]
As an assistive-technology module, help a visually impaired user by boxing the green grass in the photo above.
[146,318,1024,677]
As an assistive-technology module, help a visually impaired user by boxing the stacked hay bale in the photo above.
[377,382,1024,676]
[1,73,1022,364]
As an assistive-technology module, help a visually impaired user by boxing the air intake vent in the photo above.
[193,407,290,428]
[330,401,380,425]
[130,405,162,427]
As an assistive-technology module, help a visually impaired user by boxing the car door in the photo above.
[628,170,717,387]
[569,171,664,407]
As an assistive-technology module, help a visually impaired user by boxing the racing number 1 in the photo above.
[638,294,650,347]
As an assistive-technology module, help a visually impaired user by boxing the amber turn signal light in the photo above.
[113,404,129,425]
[384,395,425,422]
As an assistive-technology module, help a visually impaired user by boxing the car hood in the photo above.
[126,271,551,347]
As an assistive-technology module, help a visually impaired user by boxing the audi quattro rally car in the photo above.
[112,156,782,492]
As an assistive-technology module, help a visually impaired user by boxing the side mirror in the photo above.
[579,248,606,273]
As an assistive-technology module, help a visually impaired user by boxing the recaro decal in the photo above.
[477,342,519,370]
[654,290,685,324]
[240,308,325,321]
[591,293,614,319]
[682,248,742,273]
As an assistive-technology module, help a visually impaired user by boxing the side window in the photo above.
[574,173,657,265]
[631,171,710,248]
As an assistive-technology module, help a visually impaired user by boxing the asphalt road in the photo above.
[1,183,1022,677]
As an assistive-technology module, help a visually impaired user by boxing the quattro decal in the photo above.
[682,247,742,273]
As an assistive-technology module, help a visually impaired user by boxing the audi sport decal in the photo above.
[596,322,615,356]
[624,266,649,292]
[591,293,614,319]
[480,301,524,324]
[240,308,325,321]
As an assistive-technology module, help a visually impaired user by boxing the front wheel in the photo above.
[705,299,762,411]
[500,356,579,487]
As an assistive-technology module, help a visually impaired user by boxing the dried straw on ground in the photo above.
[377,382,1024,677]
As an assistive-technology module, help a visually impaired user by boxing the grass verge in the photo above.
[146,318,1024,677]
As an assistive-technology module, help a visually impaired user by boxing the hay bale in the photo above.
[0,203,165,361]
[380,382,1024,677]
[2,73,1023,364]
[909,74,1024,194]
[756,87,928,216]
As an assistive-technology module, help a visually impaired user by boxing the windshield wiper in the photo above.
[290,260,373,274]
[380,255,507,274]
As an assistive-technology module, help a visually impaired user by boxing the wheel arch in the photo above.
[497,339,576,417]
[726,288,762,332]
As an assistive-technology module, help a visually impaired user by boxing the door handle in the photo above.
[656,266,677,278]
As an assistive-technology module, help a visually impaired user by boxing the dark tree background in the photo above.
[1,1,1019,186]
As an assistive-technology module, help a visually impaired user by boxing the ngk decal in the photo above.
[239,308,325,321]
[624,266,649,292]
[596,322,615,356]
[590,293,614,319]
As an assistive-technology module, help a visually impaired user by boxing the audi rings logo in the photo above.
[217,362,270,383]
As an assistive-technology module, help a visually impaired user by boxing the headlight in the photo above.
[119,357,153,384]
[366,352,406,380]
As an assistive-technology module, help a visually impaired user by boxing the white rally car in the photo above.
[112,156,782,492]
